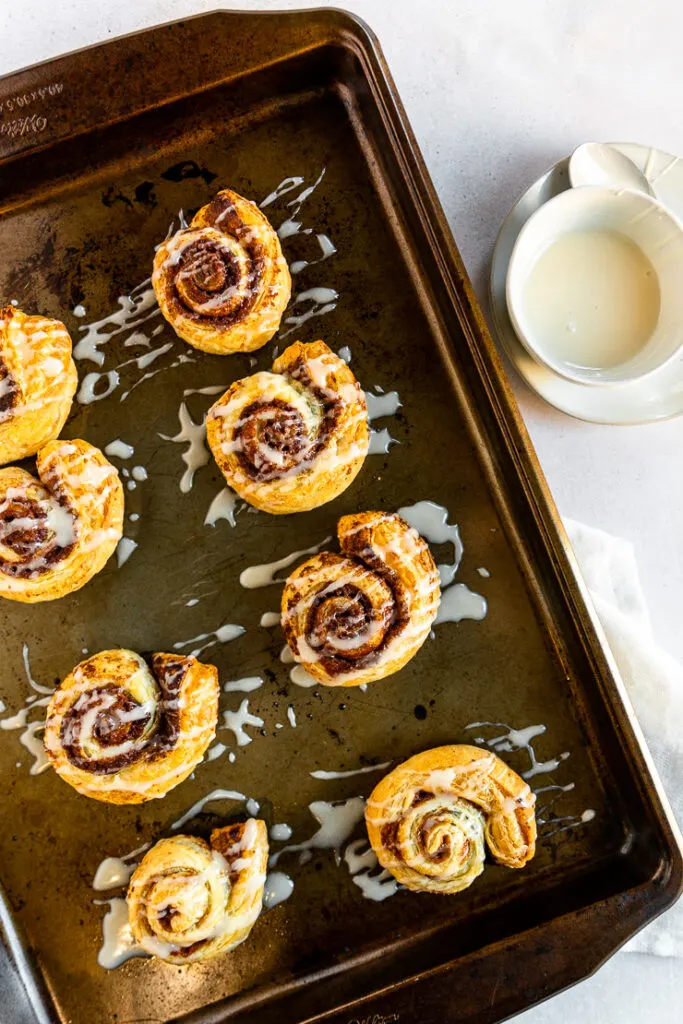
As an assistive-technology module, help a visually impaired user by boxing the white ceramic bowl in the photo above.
[506,185,683,386]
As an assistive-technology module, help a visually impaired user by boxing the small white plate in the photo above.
[490,143,683,424]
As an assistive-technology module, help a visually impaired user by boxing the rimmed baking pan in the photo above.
[0,9,680,1024]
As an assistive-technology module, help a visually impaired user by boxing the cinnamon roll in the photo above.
[44,649,219,804]
[206,341,369,514]
[0,306,77,464]
[281,511,440,686]
[0,439,123,602]
[127,820,268,963]
[152,188,291,354]
[366,745,536,894]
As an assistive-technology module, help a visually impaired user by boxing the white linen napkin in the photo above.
[564,518,683,956]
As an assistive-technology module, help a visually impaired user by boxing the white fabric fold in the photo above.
[565,518,683,957]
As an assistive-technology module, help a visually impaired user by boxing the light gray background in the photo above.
[2,1,681,1020]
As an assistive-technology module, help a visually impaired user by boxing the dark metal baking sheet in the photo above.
[0,9,680,1024]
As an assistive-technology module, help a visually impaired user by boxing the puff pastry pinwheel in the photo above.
[0,439,123,602]
[152,187,291,354]
[44,649,219,804]
[127,820,268,963]
[366,745,536,894]
[206,340,369,514]
[0,306,77,464]
[281,511,440,686]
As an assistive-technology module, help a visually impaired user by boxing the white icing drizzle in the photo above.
[132,466,147,482]
[171,788,247,831]
[73,304,86,318]
[97,898,147,969]
[310,761,391,781]
[280,287,338,339]
[270,823,293,841]
[104,439,135,460]
[20,721,49,775]
[260,611,281,628]
[344,839,400,902]
[477,567,491,578]
[289,665,317,688]
[466,721,571,781]
[159,398,210,493]
[435,583,487,624]
[263,871,294,909]
[365,390,401,420]
[260,175,305,209]
[290,233,337,275]
[287,705,297,728]
[337,345,352,364]
[223,676,264,694]
[269,797,365,867]
[245,798,260,817]
[22,644,53,695]
[1,650,53,774]
[205,486,239,528]
[222,700,264,747]
[240,536,331,589]
[73,278,160,366]
[205,741,229,763]
[540,808,596,838]
[173,622,245,659]
[368,428,397,455]
[116,538,138,568]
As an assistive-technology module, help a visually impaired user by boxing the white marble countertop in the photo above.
[2,0,681,1019]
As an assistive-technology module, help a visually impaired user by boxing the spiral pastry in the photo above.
[0,306,78,464]
[152,188,291,354]
[127,820,268,963]
[281,511,440,686]
[206,341,369,514]
[43,649,219,804]
[366,745,536,894]
[0,439,123,602]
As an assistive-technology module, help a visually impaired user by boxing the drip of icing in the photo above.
[290,665,317,688]
[205,742,228,763]
[245,798,260,817]
[280,645,295,665]
[159,399,210,493]
[344,839,400,902]
[239,537,331,589]
[78,370,120,405]
[435,583,487,624]
[290,233,338,275]
[287,705,297,728]
[22,644,53,695]
[173,623,245,659]
[104,439,135,460]
[20,721,49,775]
[260,176,305,208]
[365,390,401,420]
[224,676,264,694]
[398,500,464,585]
[310,761,391,781]
[73,304,86,318]
[171,788,247,831]
[97,898,147,969]
[132,466,147,482]
[260,611,281,628]
[477,567,491,578]
[222,700,264,746]
[270,823,293,841]
[73,279,160,366]
[269,797,365,867]
[540,808,596,838]
[205,487,239,528]
[337,346,352,364]
[466,721,571,780]
[116,538,138,568]
[263,871,294,909]
[93,858,137,891]
[368,428,398,455]
[186,597,200,607]
[280,288,338,338]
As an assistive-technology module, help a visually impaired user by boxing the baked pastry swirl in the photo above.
[0,439,123,602]
[366,745,536,894]
[152,188,291,354]
[281,511,440,686]
[44,650,219,804]
[206,341,369,514]
[127,820,268,963]
[0,306,78,464]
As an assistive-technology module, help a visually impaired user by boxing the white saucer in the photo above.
[490,143,683,424]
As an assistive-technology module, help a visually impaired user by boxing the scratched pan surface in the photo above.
[0,11,680,1024]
